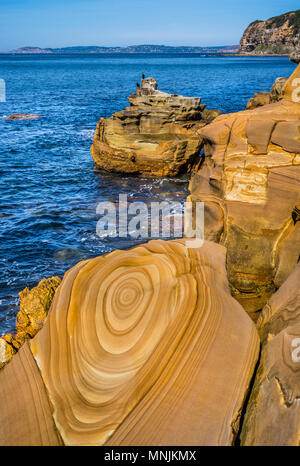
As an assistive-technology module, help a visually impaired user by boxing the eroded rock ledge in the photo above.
[91,77,219,177]
[188,64,300,316]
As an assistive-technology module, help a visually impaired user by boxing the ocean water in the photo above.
[0,54,296,334]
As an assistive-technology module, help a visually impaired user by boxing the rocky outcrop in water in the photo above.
[3,113,41,120]
[0,277,61,369]
[239,10,300,55]
[188,64,300,317]
[241,263,300,445]
[91,78,218,177]
[246,77,288,109]
[0,239,259,445]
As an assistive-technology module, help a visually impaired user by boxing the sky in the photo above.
[0,0,299,52]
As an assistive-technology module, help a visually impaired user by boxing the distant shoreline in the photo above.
[4,45,240,55]
[0,52,290,57]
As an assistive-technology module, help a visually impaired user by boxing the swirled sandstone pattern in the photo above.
[0,239,259,446]
[91,78,214,177]
[241,263,300,445]
[188,64,300,316]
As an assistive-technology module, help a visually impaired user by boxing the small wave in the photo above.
[78,128,94,139]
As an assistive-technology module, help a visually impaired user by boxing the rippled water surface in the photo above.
[0,54,296,333]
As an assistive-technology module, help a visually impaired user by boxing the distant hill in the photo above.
[239,9,300,55]
[11,44,239,55]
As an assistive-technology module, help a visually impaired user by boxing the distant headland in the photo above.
[239,9,300,55]
[8,44,239,55]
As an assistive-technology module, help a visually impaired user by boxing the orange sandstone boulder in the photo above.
[246,91,271,110]
[0,239,259,446]
[188,63,300,316]
[246,77,288,110]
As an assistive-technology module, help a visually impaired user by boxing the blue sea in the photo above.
[0,54,296,334]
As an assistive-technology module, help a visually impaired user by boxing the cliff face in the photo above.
[239,9,300,55]
[188,64,300,316]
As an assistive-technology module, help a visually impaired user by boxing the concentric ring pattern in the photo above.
[26,239,259,446]
[30,239,198,445]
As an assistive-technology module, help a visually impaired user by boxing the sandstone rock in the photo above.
[16,276,61,340]
[0,239,259,445]
[201,108,222,122]
[91,78,216,177]
[0,277,61,369]
[241,263,300,445]
[246,91,270,110]
[188,64,300,316]
[246,77,288,110]
[270,77,289,102]
[0,342,62,446]
[257,263,300,344]
[0,337,15,370]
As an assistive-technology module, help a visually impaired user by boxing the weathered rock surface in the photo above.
[0,239,259,446]
[246,91,271,110]
[0,342,63,446]
[0,277,61,369]
[239,10,300,56]
[188,64,300,316]
[241,263,300,445]
[201,108,222,122]
[246,77,288,109]
[91,78,215,176]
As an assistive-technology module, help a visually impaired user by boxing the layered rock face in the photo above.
[188,64,300,316]
[239,10,300,55]
[0,239,259,446]
[241,263,300,445]
[0,277,61,369]
[91,78,212,177]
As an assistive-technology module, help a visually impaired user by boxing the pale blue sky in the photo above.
[0,0,299,51]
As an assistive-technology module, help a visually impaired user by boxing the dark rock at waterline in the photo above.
[3,113,42,120]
